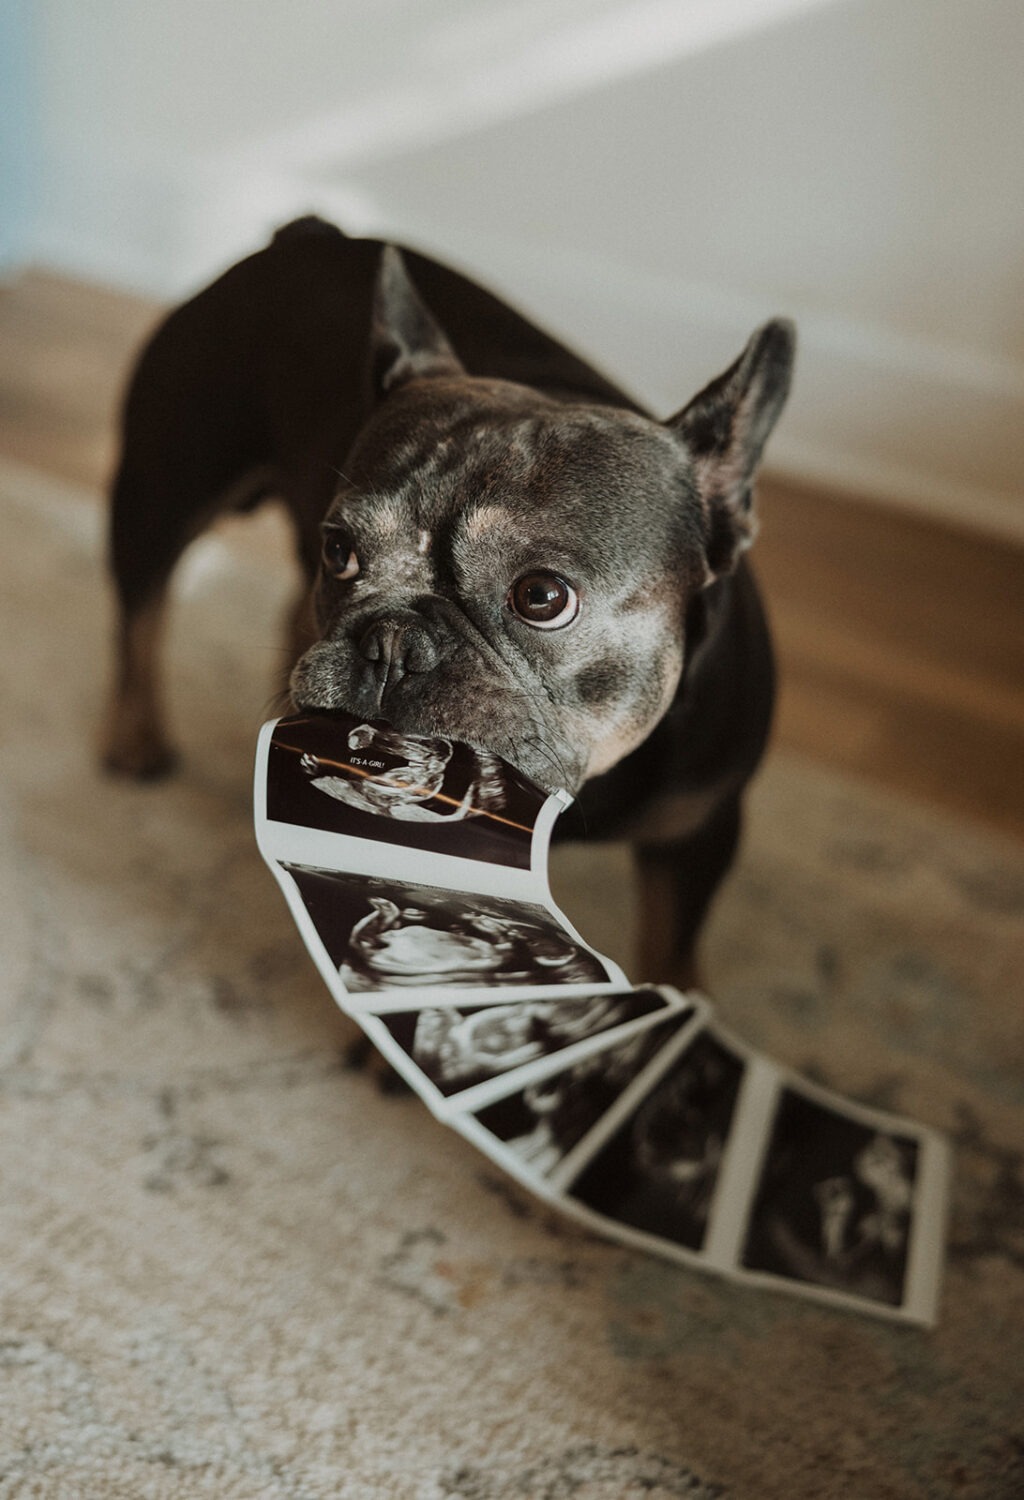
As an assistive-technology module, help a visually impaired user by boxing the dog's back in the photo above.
[112,217,635,605]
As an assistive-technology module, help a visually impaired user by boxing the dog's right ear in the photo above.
[668,319,796,579]
[370,245,465,397]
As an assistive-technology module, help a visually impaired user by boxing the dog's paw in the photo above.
[343,1033,410,1095]
[101,725,180,780]
[100,684,180,779]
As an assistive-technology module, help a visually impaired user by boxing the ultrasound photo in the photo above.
[379,988,673,1102]
[740,1086,919,1307]
[467,1021,678,1179]
[282,864,612,996]
[265,713,549,868]
[568,1029,746,1251]
[256,706,949,1323]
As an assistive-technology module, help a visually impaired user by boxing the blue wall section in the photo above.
[0,0,38,271]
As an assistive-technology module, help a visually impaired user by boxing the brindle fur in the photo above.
[104,217,793,984]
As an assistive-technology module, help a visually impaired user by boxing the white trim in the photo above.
[765,439,1024,547]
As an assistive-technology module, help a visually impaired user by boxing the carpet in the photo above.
[1,460,1022,1499]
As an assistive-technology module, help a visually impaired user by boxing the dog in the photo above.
[103,216,794,985]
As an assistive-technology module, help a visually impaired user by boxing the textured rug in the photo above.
[1,460,1022,1500]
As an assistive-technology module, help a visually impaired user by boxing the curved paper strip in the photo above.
[254,713,950,1325]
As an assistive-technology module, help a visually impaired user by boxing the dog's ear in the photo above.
[370,245,465,397]
[668,320,795,579]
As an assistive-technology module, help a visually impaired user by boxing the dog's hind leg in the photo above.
[101,457,271,776]
[103,589,177,779]
[100,463,192,778]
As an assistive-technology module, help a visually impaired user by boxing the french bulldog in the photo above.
[103,216,794,983]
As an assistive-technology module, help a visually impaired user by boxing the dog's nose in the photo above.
[358,616,441,682]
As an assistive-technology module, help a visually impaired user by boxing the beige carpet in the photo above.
[2,460,1022,1500]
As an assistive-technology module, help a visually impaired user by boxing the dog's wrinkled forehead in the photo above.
[335,378,705,575]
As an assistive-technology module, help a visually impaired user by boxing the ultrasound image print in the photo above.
[471,1023,676,1177]
[381,990,668,1097]
[740,1087,919,1306]
[283,865,611,994]
[568,1030,745,1251]
[266,713,548,868]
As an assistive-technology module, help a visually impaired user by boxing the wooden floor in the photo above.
[3,269,1023,842]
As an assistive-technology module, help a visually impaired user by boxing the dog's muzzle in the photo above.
[291,606,461,719]
[358,613,445,688]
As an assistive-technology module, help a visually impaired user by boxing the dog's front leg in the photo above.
[632,792,743,991]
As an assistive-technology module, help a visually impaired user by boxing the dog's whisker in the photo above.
[478,686,577,788]
[524,736,574,792]
[262,687,294,718]
[501,720,572,793]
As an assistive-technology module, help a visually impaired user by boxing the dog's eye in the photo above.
[322,530,360,582]
[507,572,579,629]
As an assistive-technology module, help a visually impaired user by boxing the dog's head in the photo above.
[291,248,794,792]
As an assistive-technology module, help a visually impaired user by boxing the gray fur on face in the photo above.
[290,249,794,792]
[290,381,704,791]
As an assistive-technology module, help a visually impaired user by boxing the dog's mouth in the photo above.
[288,645,583,795]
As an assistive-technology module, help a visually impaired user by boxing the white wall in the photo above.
[0,0,38,270]
[21,0,1024,539]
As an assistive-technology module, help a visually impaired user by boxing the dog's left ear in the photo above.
[370,245,465,397]
[668,319,796,579]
